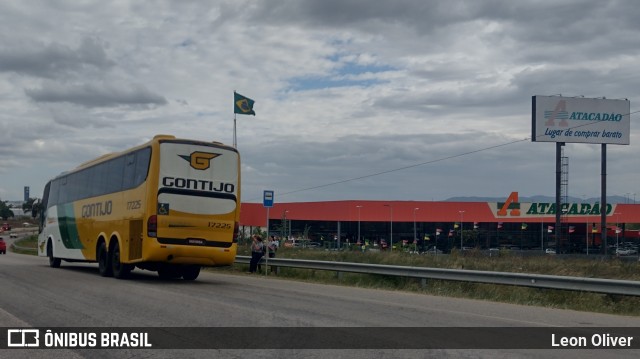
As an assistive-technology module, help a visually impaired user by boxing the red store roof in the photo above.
[239,200,640,227]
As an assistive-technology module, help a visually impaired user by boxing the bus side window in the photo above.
[48,179,59,208]
[105,156,125,193]
[123,153,136,190]
[133,148,151,186]
[122,148,150,190]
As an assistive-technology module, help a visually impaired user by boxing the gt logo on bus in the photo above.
[179,152,220,170]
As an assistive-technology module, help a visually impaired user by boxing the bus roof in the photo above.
[65,134,236,175]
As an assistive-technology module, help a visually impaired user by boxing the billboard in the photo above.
[532,96,630,145]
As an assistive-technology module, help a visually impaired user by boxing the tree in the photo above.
[22,197,38,215]
[0,200,14,220]
[252,227,266,238]
[302,224,311,240]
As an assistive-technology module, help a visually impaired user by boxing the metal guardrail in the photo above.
[4,230,38,253]
[235,256,640,296]
[10,243,37,252]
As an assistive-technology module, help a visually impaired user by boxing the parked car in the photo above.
[488,247,500,257]
[424,246,442,254]
[616,248,636,256]
[0,237,6,254]
[2,223,11,231]
[545,248,556,255]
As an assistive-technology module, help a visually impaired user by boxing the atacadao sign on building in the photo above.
[490,192,614,219]
[532,96,630,145]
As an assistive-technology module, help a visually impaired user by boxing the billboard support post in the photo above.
[555,142,563,252]
[601,144,607,255]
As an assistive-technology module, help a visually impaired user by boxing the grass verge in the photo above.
[215,247,640,316]
[11,235,38,255]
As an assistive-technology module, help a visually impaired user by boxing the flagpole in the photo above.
[233,89,237,148]
[233,113,237,148]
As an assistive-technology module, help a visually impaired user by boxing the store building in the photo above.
[239,193,640,253]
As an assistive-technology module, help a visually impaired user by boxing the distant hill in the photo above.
[445,195,633,204]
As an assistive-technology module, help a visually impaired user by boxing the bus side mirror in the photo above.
[32,200,43,219]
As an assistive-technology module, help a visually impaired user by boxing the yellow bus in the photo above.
[36,135,241,280]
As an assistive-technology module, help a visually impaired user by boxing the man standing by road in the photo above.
[267,235,278,258]
[249,235,264,273]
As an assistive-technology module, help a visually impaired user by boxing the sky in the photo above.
[1,0,640,204]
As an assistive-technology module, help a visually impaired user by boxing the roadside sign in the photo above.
[263,190,274,208]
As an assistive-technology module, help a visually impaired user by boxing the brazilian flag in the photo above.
[234,92,256,115]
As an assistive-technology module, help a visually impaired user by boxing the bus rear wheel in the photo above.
[182,265,201,280]
[111,241,132,279]
[47,240,61,268]
[157,264,183,279]
[98,242,112,277]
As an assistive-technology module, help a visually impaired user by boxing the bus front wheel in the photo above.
[47,240,61,268]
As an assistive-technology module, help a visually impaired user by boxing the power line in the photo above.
[278,137,529,197]
[257,109,640,200]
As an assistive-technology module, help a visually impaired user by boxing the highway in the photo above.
[0,248,639,358]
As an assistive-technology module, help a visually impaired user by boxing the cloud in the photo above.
[0,0,639,204]
[25,81,167,108]
[0,36,168,109]
[239,130,551,202]
[0,37,115,79]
